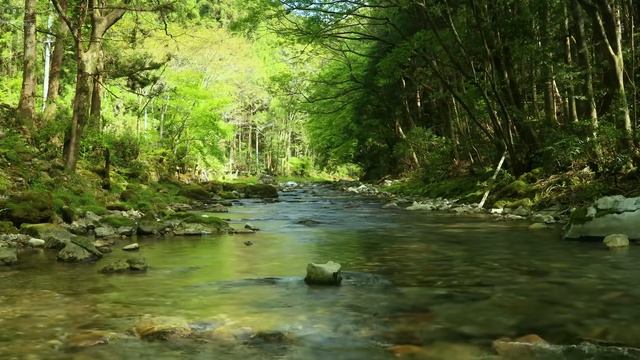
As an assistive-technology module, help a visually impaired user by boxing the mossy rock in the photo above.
[60,206,76,224]
[202,181,224,195]
[21,223,72,249]
[243,184,278,199]
[0,221,18,234]
[169,212,228,226]
[100,215,137,228]
[496,180,531,198]
[1,191,54,226]
[178,184,212,201]
[569,207,590,225]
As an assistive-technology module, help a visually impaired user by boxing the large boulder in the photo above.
[243,184,279,199]
[0,191,53,226]
[57,243,95,263]
[565,196,640,240]
[21,223,73,249]
[0,247,17,266]
[57,236,102,263]
[305,261,342,286]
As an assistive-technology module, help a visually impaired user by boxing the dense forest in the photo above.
[1,0,640,210]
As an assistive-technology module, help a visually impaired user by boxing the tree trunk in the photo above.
[64,53,95,171]
[44,0,68,119]
[17,0,37,128]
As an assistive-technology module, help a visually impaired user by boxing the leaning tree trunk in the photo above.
[17,0,37,128]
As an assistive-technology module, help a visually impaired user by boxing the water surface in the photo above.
[1,186,638,359]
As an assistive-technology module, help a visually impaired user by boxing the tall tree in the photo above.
[16,0,37,128]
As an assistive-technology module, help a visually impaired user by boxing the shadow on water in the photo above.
[2,185,640,359]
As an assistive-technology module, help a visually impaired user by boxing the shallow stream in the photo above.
[1,186,639,359]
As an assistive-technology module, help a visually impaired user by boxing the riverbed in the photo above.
[1,185,639,359]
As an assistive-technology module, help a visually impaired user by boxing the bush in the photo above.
[288,157,314,176]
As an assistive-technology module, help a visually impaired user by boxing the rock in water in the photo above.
[305,261,342,286]
[134,315,192,341]
[0,247,17,266]
[528,223,549,231]
[603,234,630,248]
[565,196,640,240]
[123,243,140,251]
[27,238,45,248]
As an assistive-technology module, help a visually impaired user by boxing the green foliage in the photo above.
[288,157,313,176]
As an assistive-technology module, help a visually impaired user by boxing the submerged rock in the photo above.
[66,330,114,349]
[603,234,630,248]
[528,223,549,231]
[305,261,342,286]
[134,315,192,341]
[296,219,323,226]
[100,257,147,274]
[493,334,549,359]
[0,247,17,266]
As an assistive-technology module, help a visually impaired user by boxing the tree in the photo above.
[16,0,36,128]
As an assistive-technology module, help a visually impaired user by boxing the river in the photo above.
[1,185,639,359]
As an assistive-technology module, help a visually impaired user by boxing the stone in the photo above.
[566,209,640,240]
[134,315,192,341]
[490,208,505,215]
[117,226,136,237]
[603,234,630,248]
[94,239,114,253]
[512,206,531,217]
[100,257,147,273]
[406,202,436,211]
[233,228,255,234]
[243,184,279,199]
[94,226,116,238]
[66,330,113,348]
[493,334,550,359]
[173,223,218,236]
[531,213,556,224]
[138,220,168,235]
[207,204,229,213]
[57,243,96,263]
[27,238,45,248]
[123,243,140,251]
[127,257,148,271]
[0,247,17,266]
[305,261,342,286]
[244,223,260,231]
[528,223,549,231]
[244,241,254,246]
[21,223,72,249]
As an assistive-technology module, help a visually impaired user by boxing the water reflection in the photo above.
[1,187,640,359]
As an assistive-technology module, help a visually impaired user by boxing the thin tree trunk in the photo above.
[44,0,68,119]
[17,0,37,128]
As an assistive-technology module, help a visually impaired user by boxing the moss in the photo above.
[0,191,54,226]
[100,215,136,228]
[178,184,212,201]
[80,205,109,216]
[0,221,18,234]
[169,212,227,226]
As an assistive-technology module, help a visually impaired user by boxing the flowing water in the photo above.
[2,185,640,359]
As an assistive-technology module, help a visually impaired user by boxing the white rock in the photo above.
[406,202,436,211]
[566,210,640,240]
[490,208,505,215]
[531,214,556,224]
[123,243,140,251]
[305,261,342,285]
[28,238,46,248]
[382,202,400,209]
[94,226,115,238]
[603,234,629,248]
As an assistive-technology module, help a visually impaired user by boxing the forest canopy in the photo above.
[2,0,640,188]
